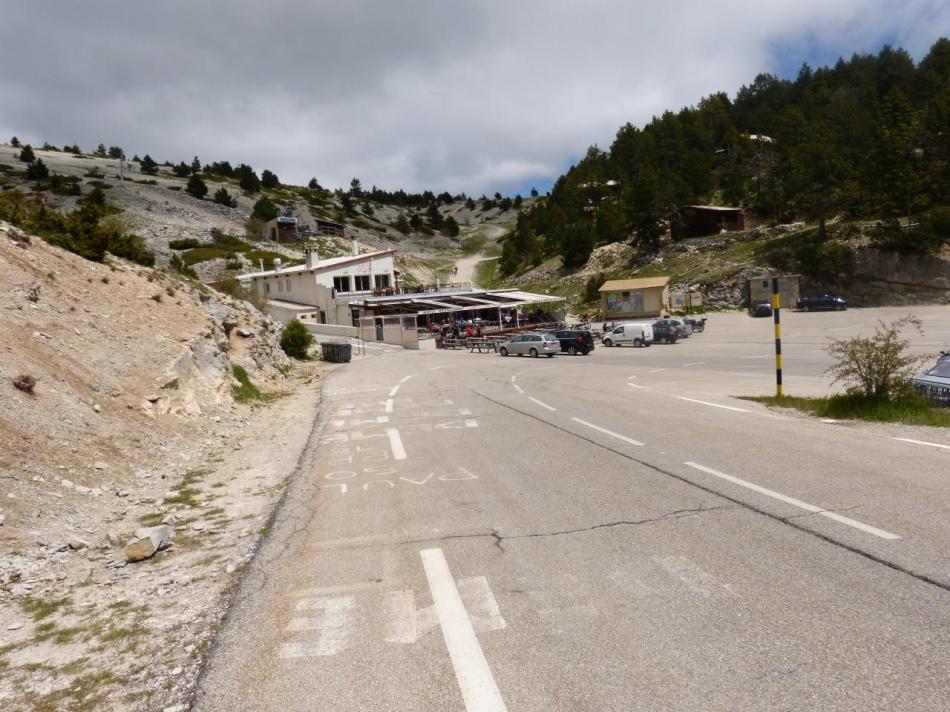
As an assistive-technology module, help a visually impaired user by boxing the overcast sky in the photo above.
[1,2,947,196]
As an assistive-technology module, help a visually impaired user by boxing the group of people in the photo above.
[428,319,485,340]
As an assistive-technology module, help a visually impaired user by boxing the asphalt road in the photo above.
[195,306,950,712]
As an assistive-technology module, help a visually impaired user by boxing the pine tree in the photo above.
[409,213,423,231]
[108,146,123,159]
[237,165,261,193]
[173,162,191,177]
[186,174,208,199]
[261,169,279,189]
[251,195,278,221]
[442,216,460,237]
[213,187,237,207]
[191,156,201,174]
[10,136,20,148]
[465,197,476,210]
[25,158,49,180]
[95,143,107,156]
[426,203,443,229]
[394,214,410,233]
[19,145,36,163]
[140,154,159,174]
[349,178,363,196]
[308,177,321,190]
[530,187,539,197]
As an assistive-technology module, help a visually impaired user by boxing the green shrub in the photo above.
[279,320,314,359]
[826,316,929,400]
[232,364,262,402]
[169,238,201,250]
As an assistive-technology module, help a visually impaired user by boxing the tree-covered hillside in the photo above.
[501,39,950,276]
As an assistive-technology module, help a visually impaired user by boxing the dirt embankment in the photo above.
[0,222,329,711]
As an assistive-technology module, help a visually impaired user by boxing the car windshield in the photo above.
[925,361,950,378]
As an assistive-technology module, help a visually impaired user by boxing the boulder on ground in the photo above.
[124,524,174,562]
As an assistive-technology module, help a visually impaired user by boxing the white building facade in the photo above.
[239,247,396,327]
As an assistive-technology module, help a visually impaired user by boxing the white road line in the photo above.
[386,428,407,460]
[400,375,414,384]
[384,398,394,414]
[677,397,751,413]
[683,462,901,540]
[649,368,666,373]
[739,355,771,360]
[512,384,525,394]
[389,385,401,397]
[892,437,950,451]
[420,548,508,712]
[627,383,645,390]
[571,418,644,446]
[430,365,455,371]
[627,375,638,380]
[683,362,705,367]
[527,396,557,411]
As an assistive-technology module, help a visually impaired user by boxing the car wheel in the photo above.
[582,349,590,355]
[567,345,578,355]
[499,347,508,357]
[603,338,613,347]
[547,353,554,358]
[634,337,643,348]
[529,348,539,358]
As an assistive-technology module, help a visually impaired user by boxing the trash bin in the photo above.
[321,341,352,363]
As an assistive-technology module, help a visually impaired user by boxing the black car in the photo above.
[652,320,683,344]
[751,302,773,317]
[554,330,595,355]
[797,293,848,311]
[912,352,950,407]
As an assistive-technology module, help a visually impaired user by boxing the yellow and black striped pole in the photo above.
[772,277,783,397]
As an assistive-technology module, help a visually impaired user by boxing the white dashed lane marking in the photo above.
[684,461,901,540]
[892,437,950,451]
[571,418,644,447]
[527,396,557,412]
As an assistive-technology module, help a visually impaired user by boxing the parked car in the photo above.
[751,302,773,317]
[498,332,560,358]
[652,320,683,344]
[797,293,848,311]
[665,318,692,337]
[601,322,654,348]
[554,329,595,355]
[912,351,950,407]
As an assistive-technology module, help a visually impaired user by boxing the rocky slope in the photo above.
[0,221,329,711]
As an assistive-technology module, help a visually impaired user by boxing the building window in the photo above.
[333,276,351,293]
[286,278,292,292]
[762,280,769,288]
[278,280,284,293]
[354,275,370,291]
[264,282,270,294]
[374,274,391,289]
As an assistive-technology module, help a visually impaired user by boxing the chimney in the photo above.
[273,258,282,273]
[351,237,359,256]
[305,247,318,269]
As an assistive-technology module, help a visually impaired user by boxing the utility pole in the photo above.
[772,277,783,397]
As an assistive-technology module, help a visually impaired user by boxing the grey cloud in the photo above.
[1,1,947,194]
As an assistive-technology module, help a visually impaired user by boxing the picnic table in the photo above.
[467,338,497,353]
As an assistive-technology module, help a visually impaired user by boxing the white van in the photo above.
[602,322,654,348]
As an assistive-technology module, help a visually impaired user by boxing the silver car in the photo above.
[913,352,950,406]
[498,332,560,358]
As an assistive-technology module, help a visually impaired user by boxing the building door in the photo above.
[375,318,384,341]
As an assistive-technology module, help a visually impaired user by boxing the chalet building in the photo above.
[671,205,744,240]
[266,216,300,243]
[748,274,800,309]
[599,276,671,319]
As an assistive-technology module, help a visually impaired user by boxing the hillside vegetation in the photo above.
[498,39,950,279]
[0,143,525,286]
